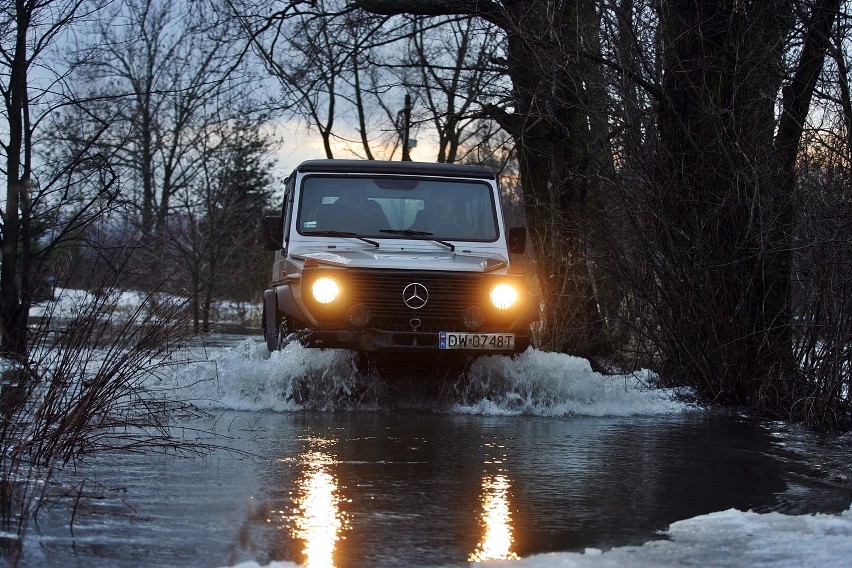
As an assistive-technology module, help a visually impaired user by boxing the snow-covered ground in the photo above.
[29,287,259,326]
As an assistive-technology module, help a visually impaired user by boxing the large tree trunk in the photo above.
[1,2,32,359]
[515,20,609,356]
[765,0,841,405]
[654,0,838,407]
[655,0,785,400]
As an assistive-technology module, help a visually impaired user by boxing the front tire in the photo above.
[263,290,281,351]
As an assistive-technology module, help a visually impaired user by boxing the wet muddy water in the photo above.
[22,408,852,567]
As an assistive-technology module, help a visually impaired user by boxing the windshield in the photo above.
[296,175,499,242]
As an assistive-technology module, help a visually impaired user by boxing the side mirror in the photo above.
[262,215,283,251]
[507,226,527,254]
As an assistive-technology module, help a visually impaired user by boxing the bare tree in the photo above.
[77,0,255,237]
[639,0,840,406]
[588,0,848,427]
[228,0,399,158]
[167,118,276,332]
[0,0,121,359]
[405,15,506,163]
[0,1,210,544]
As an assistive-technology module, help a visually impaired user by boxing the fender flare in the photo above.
[274,284,301,319]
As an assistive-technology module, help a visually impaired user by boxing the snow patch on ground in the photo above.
[29,287,258,326]
[505,505,852,568]
[29,287,153,320]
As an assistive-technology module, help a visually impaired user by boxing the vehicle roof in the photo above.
[295,159,497,180]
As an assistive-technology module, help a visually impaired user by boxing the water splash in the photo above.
[162,339,380,411]
[455,349,688,417]
[161,339,689,416]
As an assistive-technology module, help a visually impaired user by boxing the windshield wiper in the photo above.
[381,229,433,237]
[306,230,379,248]
[379,229,455,252]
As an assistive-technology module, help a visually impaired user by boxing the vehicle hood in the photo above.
[292,247,508,273]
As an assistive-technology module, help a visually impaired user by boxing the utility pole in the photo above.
[401,93,412,161]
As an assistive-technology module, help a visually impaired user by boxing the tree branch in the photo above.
[350,0,507,28]
[775,0,841,171]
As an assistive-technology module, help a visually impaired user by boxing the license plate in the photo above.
[439,332,515,351]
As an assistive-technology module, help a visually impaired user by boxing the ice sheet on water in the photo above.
[162,339,688,416]
[504,505,852,568]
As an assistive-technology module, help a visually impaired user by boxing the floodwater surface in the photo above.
[13,338,852,567]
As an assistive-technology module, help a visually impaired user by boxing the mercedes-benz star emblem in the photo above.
[402,282,429,310]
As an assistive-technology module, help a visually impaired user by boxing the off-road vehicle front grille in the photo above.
[348,269,481,329]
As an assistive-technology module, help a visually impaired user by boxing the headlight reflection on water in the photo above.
[291,450,348,568]
[469,473,519,562]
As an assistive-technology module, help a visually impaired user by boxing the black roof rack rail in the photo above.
[295,159,497,180]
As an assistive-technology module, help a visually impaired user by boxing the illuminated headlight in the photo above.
[311,277,340,304]
[489,283,518,310]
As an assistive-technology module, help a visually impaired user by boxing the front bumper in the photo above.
[300,327,532,353]
[274,268,539,353]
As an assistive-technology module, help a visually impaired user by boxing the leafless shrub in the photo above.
[0,251,202,549]
[790,158,852,430]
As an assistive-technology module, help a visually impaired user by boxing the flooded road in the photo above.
[15,339,852,567]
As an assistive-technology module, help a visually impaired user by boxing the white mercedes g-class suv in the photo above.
[261,159,538,362]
